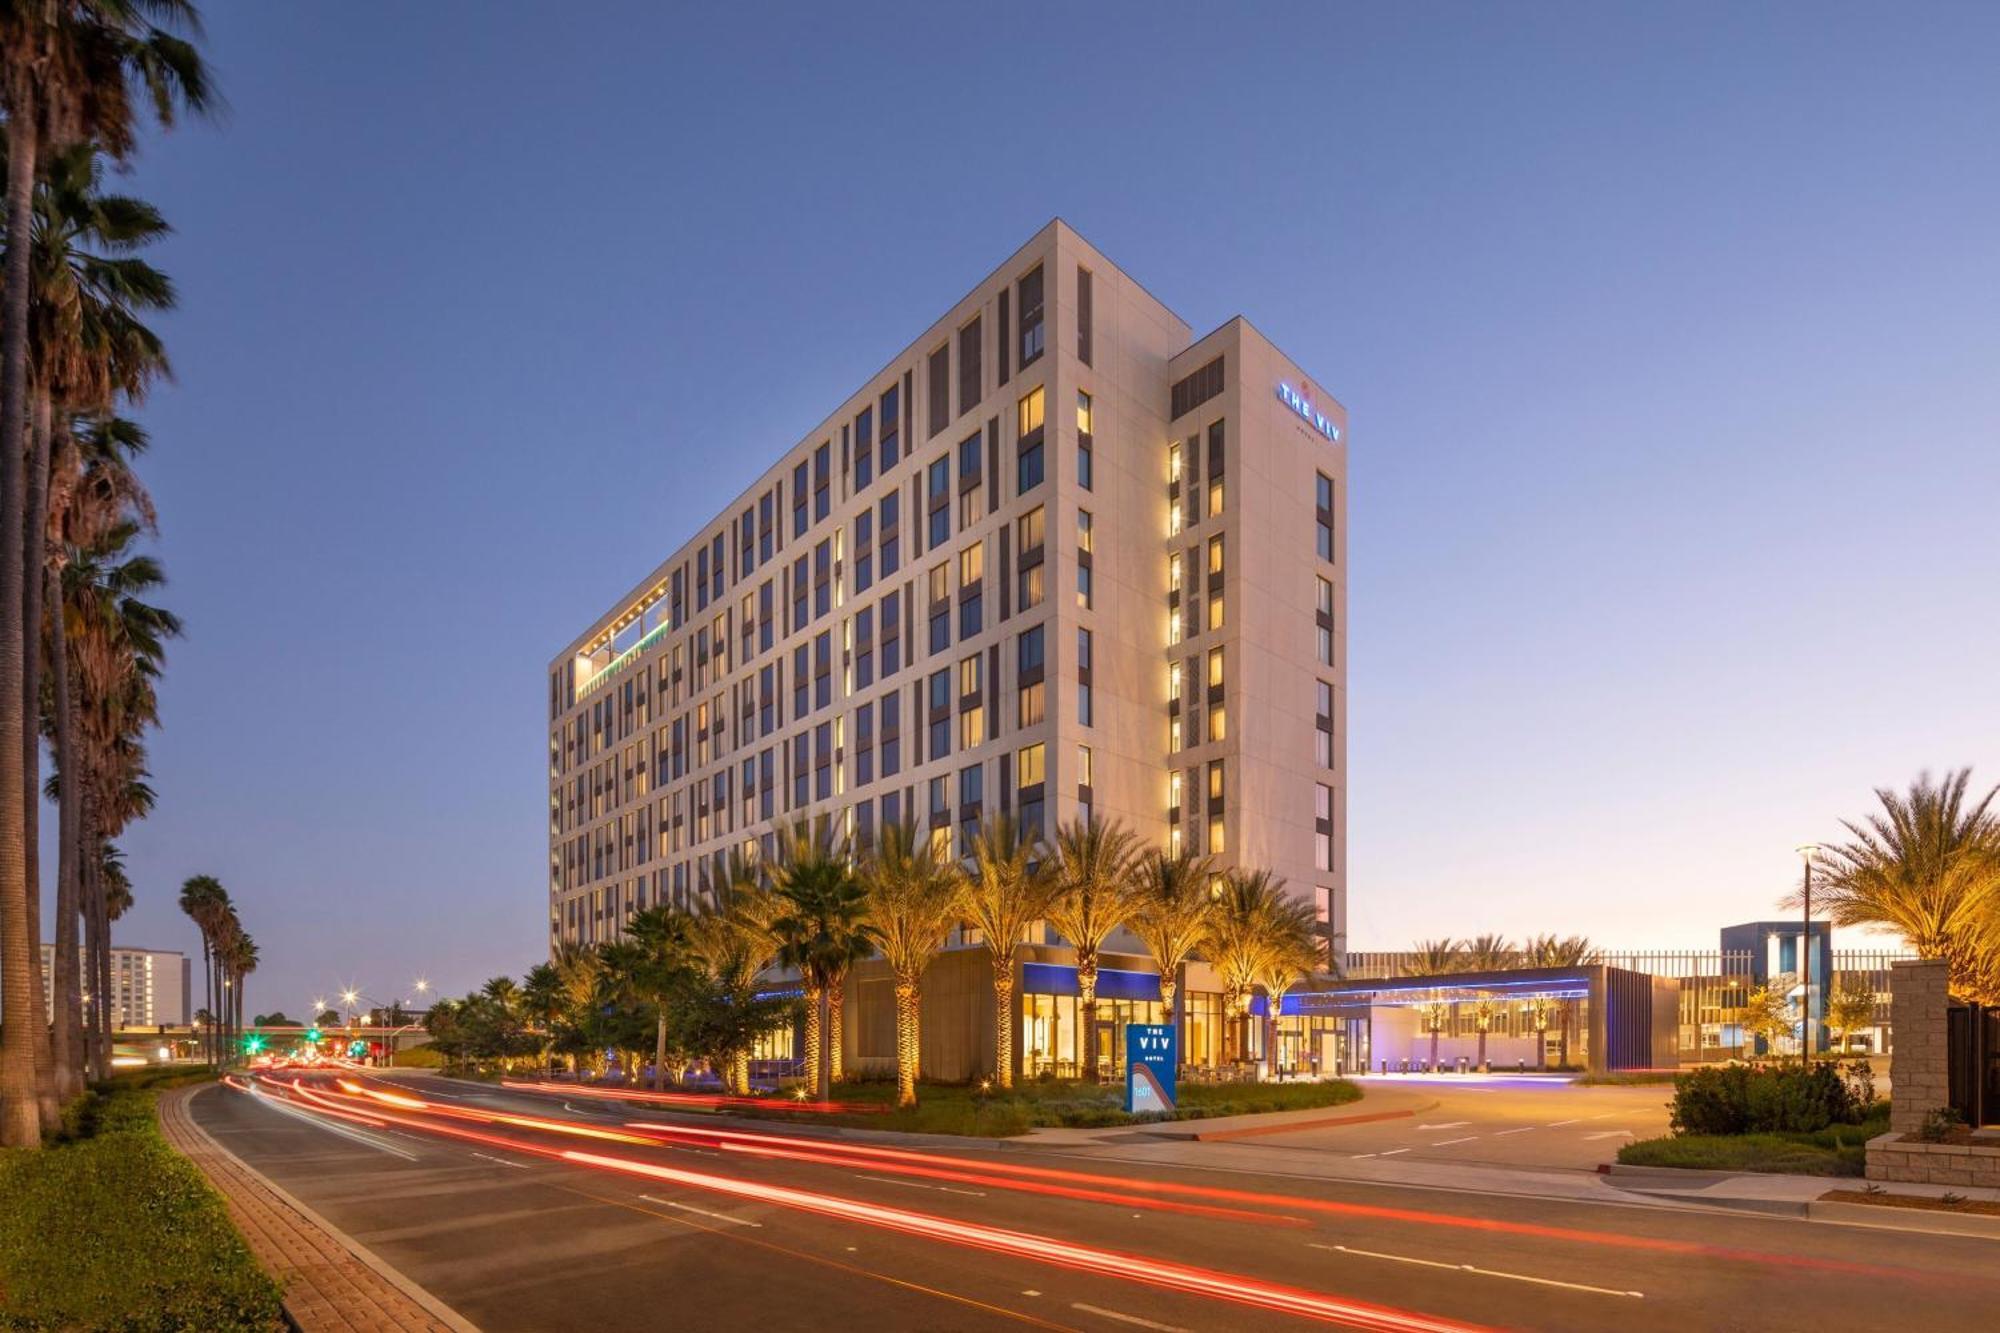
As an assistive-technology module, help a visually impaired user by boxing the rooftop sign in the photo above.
[1277,381,1342,441]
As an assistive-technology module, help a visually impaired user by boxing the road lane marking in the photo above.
[858,1173,986,1197]
[470,1151,530,1169]
[637,1193,762,1227]
[248,1086,419,1160]
[1416,1122,1471,1129]
[1378,1147,1410,1156]
[1583,1131,1634,1140]
[1309,1243,1643,1299]
[1493,1127,1533,1136]
[1547,1118,1581,1127]
[1430,1137,1477,1146]
[1072,1302,1191,1332]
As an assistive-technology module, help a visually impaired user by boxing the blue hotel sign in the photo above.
[1124,1023,1178,1115]
[1277,382,1342,441]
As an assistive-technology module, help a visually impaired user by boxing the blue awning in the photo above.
[1021,963,1161,1001]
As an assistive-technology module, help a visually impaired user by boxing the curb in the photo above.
[1808,1198,2000,1240]
[163,1085,481,1333]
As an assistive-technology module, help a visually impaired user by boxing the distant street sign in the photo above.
[1125,1023,1178,1115]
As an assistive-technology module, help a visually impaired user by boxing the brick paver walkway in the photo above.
[158,1084,472,1332]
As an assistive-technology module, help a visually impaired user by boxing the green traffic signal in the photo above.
[305,1026,321,1042]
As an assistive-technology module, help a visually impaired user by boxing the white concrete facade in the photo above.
[546,220,1348,958]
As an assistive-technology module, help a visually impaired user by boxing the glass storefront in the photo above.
[1023,992,1164,1078]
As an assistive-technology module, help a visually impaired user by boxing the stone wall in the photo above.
[1887,958,1949,1135]
[1868,1133,2000,1187]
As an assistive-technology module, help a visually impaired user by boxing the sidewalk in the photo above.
[1602,1160,2000,1235]
[1015,1084,1440,1147]
[158,1084,476,1333]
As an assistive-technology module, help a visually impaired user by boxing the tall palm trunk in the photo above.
[1077,952,1101,1082]
[22,398,57,1124]
[893,975,920,1108]
[827,975,844,1085]
[1219,984,1240,1065]
[815,987,831,1102]
[652,1013,667,1091]
[86,824,110,1081]
[48,576,82,1096]
[992,967,1017,1089]
[801,982,822,1095]
[0,99,44,1147]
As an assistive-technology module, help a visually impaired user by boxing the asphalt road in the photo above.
[192,1070,1998,1333]
[1265,1076,1675,1171]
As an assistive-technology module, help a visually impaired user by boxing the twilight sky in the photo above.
[88,3,1999,1017]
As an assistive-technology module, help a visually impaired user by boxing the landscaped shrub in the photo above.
[0,1073,285,1331]
[1670,1062,1861,1136]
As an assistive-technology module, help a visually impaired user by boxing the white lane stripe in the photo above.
[1072,1302,1192,1332]
[470,1151,529,1169]
[1430,1137,1477,1146]
[857,1174,986,1197]
[249,1085,419,1160]
[1310,1243,1643,1298]
[1547,1118,1581,1126]
[637,1193,762,1227]
[1493,1127,1533,1136]
[1377,1147,1410,1156]
[1416,1122,1471,1129]
[1583,1131,1634,1140]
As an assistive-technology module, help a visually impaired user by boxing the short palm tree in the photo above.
[770,824,876,1100]
[623,904,698,1089]
[687,854,777,1093]
[1406,937,1463,1069]
[857,822,964,1107]
[1796,769,2000,1003]
[1251,903,1320,1078]
[1046,818,1142,1081]
[1527,934,1597,1067]
[962,812,1054,1088]
[1204,870,1294,1068]
[1127,849,1215,1026]
[1461,933,1515,1070]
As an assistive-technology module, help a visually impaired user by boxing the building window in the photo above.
[1207,814,1225,856]
[1076,265,1092,366]
[928,343,951,437]
[854,406,874,490]
[928,669,951,761]
[1019,562,1044,611]
[1206,646,1224,689]
[958,316,982,417]
[1207,592,1224,631]
[880,493,900,578]
[1207,704,1226,743]
[927,455,950,548]
[1315,783,1334,871]
[1019,680,1045,727]
[1018,265,1044,367]
[880,383,901,470]
[1017,386,1045,495]
[1317,472,1335,561]
[1018,741,1045,787]
[1207,534,1223,575]
[814,442,831,522]
[1016,504,1044,553]
[958,430,982,526]
[1207,476,1224,517]
[1076,391,1093,491]
[1169,355,1224,421]
[928,563,950,654]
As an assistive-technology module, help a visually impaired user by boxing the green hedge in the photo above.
[0,1070,284,1331]
[1669,1061,1876,1135]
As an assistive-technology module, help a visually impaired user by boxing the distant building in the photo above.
[38,944,190,1030]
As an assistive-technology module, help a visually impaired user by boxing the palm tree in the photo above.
[0,0,214,1150]
[15,145,172,1111]
[1527,934,1597,1068]
[46,415,154,1092]
[622,904,698,1090]
[1461,933,1515,1070]
[1045,818,1142,1081]
[686,853,777,1093]
[1406,938,1463,1070]
[1204,870,1295,1070]
[1251,901,1320,1079]
[1794,769,2000,1004]
[857,821,964,1107]
[769,824,876,1100]
[1127,849,1215,1028]
[962,812,1053,1088]
[177,874,226,1063]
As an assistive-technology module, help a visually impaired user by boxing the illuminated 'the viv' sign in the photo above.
[1277,382,1342,442]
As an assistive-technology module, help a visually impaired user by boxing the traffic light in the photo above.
[242,1033,266,1055]
[305,1026,322,1043]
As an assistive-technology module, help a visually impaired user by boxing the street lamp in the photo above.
[1796,844,1821,1067]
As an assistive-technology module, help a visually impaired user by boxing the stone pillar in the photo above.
[1888,958,1950,1136]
